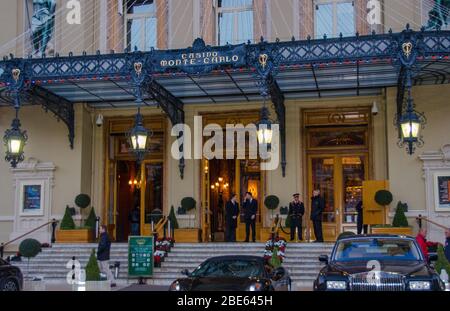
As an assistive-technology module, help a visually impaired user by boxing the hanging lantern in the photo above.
[398,97,426,155]
[257,105,273,150]
[3,115,27,168]
[128,108,152,163]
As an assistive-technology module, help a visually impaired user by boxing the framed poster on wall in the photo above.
[20,181,44,216]
[434,172,450,211]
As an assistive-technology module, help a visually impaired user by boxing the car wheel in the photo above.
[1,278,19,291]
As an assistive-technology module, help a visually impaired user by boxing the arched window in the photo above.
[125,0,157,51]
[217,0,254,45]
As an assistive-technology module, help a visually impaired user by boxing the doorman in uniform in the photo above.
[288,193,305,241]
[225,193,240,242]
[310,189,325,243]
[243,192,258,242]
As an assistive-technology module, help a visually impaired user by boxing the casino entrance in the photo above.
[200,111,265,242]
[304,108,372,241]
[104,116,166,242]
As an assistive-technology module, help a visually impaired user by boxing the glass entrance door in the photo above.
[140,161,164,236]
[308,155,367,241]
[202,158,264,242]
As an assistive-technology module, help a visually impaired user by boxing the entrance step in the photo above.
[11,242,334,290]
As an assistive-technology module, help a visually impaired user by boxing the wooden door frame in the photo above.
[140,159,165,237]
[302,106,373,241]
[103,115,166,240]
[307,153,370,241]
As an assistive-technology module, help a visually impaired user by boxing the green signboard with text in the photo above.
[128,236,154,278]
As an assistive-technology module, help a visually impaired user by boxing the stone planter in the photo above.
[174,228,201,242]
[371,226,414,236]
[56,229,95,243]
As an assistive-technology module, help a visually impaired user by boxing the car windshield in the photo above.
[189,259,265,278]
[334,238,422,262]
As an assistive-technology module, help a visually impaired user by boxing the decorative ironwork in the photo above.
[267,74,287,177]
[0,28,447,171]
[144,79,185,179]
[28,86,75,149]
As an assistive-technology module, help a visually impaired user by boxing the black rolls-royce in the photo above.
[314,235,445,291]
[169,255,291,291]
[0,258,23,291]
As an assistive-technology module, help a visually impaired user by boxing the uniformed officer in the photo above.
[288,193,305,241]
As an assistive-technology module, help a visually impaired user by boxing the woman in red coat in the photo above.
[415,228,438,261]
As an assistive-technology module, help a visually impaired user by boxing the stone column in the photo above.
[200,0,215,45]
[254,0,267,41]
[107,0,124,52]
[156,0,169,49]
[299,0,314,39]
[355,0,370,35]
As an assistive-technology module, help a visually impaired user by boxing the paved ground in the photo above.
[23,280,310,291]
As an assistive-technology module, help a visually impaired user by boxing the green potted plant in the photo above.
[372,201,413,236]
[264,195,280,218]
[181,197,196,211]
[173,197,200,242]
[19,239,42,280]
[168,205,179,230]
[435,245,450,277]
[56,196,95,243]
[84,249,110,291]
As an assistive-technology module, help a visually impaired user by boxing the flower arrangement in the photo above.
[263,236,287,265]
[153,236,175,267]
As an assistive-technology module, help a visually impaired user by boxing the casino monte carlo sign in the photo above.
[154,38,247,74]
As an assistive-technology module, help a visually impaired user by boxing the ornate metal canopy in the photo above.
[0,26,449,177]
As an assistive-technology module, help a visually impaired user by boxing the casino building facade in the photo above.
[0,0,450,249]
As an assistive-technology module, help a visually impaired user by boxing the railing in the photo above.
[0,219,59,258]
[417,215,448,230]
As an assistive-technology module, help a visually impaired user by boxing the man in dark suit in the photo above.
[225,193,240,242]
[97,225,116,287]
[288,193,305,241]
[356,201,368,234]
[242,192,258,242]
[310,189,325,243]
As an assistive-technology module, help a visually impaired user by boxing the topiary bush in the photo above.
[435,245,450,277]
[19,239,41,259]
[19,238,42,278]
[168,205,179,230]
[84,207,97,229]
[264,195,280,210]
[375,190,393,206]
[75,194,91,209]
[181,197,196,211]
[60,206,76,230]
[85,249,101,281]
[392,201,409,227]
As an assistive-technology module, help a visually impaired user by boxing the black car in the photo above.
[169,255,291,291]
[0,258,23,291]
[314,235,445,291]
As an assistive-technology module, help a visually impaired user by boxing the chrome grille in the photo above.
[350,272,405,291]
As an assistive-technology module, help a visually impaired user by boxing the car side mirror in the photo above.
[181,269,190,276]
[319,255,329,264]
